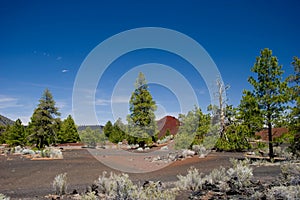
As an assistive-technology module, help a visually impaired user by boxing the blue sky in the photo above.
[0,0,299,125]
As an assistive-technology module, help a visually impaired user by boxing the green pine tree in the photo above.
[238,90,263,136]
[127,72,157,146]
[28,89,60,149]
[57,115,80,143]
[287,56,300,156]
[248,48,289,158]
[5,119,27,147]
[0,125,6,144]
[103,121,113,138]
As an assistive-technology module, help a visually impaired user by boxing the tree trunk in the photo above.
[268,121,274,159]
[218,79,226,139]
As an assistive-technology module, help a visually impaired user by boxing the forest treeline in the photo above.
[0,48,299,158]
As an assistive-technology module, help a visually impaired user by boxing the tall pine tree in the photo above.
[248,48,289,158]
[127,72,157,146]
[28,89,60,149]
[288,56,300,156]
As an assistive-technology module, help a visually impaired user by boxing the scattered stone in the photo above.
[22,149,35,155]
[160,146,168,150]
[182,149,195,158]
[14,146,23,154]
[152,156,161,162]
[144,156,152,161]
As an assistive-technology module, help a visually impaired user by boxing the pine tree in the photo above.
[57,115,80,143]
[248,48,289,158]
[238,90,263,136]
[28,89,60,149]
[287,56,300,156]
[6,119,27,146]
[127,72,157,146]
[103,121,113,138]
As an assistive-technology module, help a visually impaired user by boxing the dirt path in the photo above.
[0,149,280,199]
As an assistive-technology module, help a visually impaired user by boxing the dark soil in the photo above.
[0,149,280,199]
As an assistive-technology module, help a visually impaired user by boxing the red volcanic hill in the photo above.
[255,127,288,141]
[157,116,180,139]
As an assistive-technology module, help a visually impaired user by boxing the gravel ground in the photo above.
[0,149,281,199]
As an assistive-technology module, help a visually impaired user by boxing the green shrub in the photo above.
[81,191,98,200]
[215,124,251,151]
[79,128,103,148]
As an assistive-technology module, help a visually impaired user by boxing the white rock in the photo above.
[160,146,168,150]
[137,147,143,151]
[22,149,35,155]
[182,149,195,158]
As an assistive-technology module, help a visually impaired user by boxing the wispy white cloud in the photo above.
[62,69,69,73]
[56,56,62,60]
[0,95,22,109]
[95,96,130,106]
[95,99,111,106]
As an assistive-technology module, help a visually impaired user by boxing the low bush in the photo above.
[40,147,63,159]
[176,167,204,191]
[280,162,300,185]
[96,171,178,200]
[81,191,98,200]
[0,193,10,200]
[227,158,253,188]
[266,185,300,199]
[53,173,68,195]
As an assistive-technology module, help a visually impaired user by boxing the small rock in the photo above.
[137,147,143,151]
[160,146,168,150]
[152,156,161,162]
[182,149,195,158]
[22,149,35,155]
[144,156,152,161]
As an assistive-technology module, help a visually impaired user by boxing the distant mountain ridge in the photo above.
[0,114,14,126]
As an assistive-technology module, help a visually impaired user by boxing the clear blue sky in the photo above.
[0,0,299,125]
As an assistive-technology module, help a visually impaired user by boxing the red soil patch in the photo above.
[157,116,180,139]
